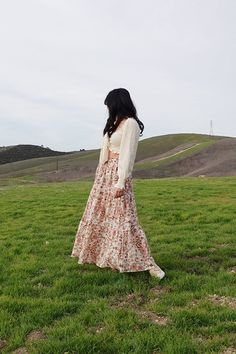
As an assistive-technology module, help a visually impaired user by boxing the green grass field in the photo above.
[0,177,235,354]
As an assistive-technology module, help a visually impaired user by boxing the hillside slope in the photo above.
[0,133,235,182]
[134,138,236,178]
[0,144,74,165]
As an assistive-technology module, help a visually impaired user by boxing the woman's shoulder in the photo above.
[123,117,139,127]
[116,117,140,136]
[123,117,140,133]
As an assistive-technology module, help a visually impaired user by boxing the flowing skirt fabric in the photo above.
[70,157,159,273]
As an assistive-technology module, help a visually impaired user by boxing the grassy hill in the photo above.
[0,177,235,353]
[0,133,235,182]
[0,144,75,165]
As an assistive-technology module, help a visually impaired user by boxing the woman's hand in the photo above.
[114,187,125,198]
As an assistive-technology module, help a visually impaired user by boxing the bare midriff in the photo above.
[108,149,119,160]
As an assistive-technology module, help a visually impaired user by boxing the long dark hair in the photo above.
[103,88,144,138]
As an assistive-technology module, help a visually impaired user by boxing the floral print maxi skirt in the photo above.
[70,156,159,273]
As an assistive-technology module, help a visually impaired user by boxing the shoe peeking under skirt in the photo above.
[149,265,165,279]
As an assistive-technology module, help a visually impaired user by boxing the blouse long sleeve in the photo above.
[114,118,140,189]
[98,132,109,165]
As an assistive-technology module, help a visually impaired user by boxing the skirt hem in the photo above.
[70,254,155,273]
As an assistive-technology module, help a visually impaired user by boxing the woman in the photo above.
[71,88,165,279]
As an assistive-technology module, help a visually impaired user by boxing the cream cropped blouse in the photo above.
[98,117,140,189]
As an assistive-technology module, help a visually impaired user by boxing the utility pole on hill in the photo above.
[209,120,214,137]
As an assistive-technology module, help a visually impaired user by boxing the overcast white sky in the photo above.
[0,0,235,151]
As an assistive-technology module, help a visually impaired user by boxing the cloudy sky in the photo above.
[0,0,235,151]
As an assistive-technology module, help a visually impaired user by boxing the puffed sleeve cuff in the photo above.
[113,118,140,189]
[114,179,126,189]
